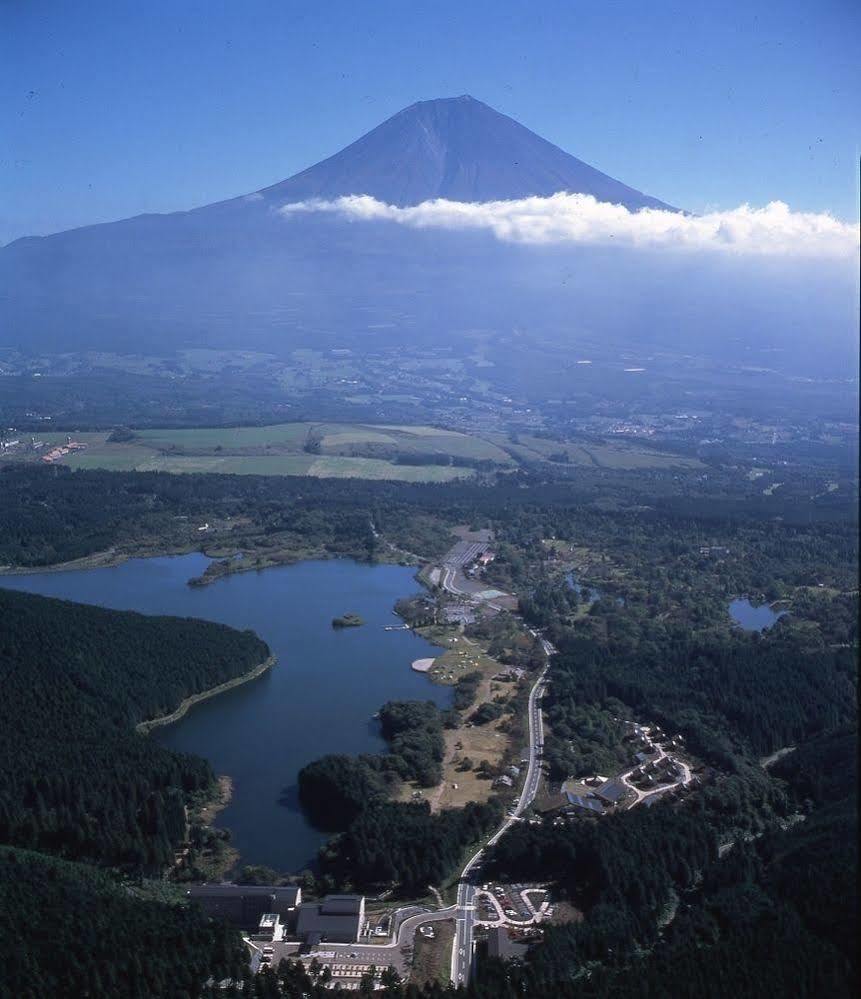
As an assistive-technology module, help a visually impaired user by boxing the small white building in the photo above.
[257,913,282,941]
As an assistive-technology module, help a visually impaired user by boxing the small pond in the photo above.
[728,597,788,632]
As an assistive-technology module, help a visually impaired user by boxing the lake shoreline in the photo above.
[187,546,416,587]
[4,554,451,871]
[136,654,277,734]
[197,774,234,825]
[728,595,789,632]
[0,538,417,585]
[0,547,134,576]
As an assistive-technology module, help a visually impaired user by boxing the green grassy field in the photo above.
[134,424,312,449]
[307,456,471,481]
[63,448,471,481]
[136,454,318,476]
[129,422,510,462]
[496,433,702,470]
[6,421,696,480]
[26,422,480,482]
[317,423,513,463]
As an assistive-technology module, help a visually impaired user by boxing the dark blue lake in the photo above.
[1,555,449,872]
[728,597,787,632]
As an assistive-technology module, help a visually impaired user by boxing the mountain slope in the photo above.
[257,95,674,210]
[0,95,675,356]
[2,95,851,396]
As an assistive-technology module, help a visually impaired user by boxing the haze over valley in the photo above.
[0,6,857,997]
[2,97,857,460]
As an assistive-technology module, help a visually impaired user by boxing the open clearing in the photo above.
[409,919,455,987]
[65,450,471,482]
[491,432,703,469]
[9,423,483,482]
[4,420,697,480]
[398,632,518,812]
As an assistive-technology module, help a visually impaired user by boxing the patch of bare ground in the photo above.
[760,746,796,769]
[533,786,566,813]
[398,636,521,812]
[450,525,493,543]
[194,775,233,825]
[409,919,456,987]
[547,901,583,925]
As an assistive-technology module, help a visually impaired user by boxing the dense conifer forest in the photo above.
[0,587,268,868]
[0,458,855,996]
[296,699,498,894]
[319,799,503,893]
[543,627,856,771]
[0,848,247,999]
[1,463,855,572]
[0,587,274,996]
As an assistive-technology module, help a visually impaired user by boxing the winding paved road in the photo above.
[450,650,552,985]
[438,548,555,985]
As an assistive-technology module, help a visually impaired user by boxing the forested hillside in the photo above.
[0,460,855,996]
[545,628,856,771]
[0,848,247,999]
[0,587,269,869]
[475,724,857,999]
[297,699,499,894]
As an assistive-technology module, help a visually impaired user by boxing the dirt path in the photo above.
[136,655,276,733]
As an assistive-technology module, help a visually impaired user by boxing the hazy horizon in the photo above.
[2,0,859,245]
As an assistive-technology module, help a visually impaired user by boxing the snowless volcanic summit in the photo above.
[0,95,680,356]
[256,95,674,210]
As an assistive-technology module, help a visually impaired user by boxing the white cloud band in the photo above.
[279,192,857,258]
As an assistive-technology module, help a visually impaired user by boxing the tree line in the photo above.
[296,698,503,893]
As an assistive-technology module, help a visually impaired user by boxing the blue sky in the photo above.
[2,0,858,243]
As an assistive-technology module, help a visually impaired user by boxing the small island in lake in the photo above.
[332,612,365,629]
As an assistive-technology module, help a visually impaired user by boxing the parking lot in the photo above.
[475,883,550,926]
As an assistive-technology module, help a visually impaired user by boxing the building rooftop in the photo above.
[188,884,300,904]
[186,884,302,927]
[295,895,364,944]
[594,779,628,804]
[319,895,363,916]
[564,792,605,815]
